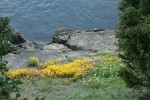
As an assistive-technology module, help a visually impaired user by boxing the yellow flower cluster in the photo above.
[8,59,94,79]
[104,55,120,63]
[27,56,39,66]
[38,59,57,69]
[40,59,93,78]
[8,68,40,79]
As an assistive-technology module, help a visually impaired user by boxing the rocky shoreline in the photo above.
[3,28,117,69]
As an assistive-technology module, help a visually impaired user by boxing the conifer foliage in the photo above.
[0,17,22,100]
[0,17,13,56]
[116,0,150,93]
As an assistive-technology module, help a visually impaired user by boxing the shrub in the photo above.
[0,59,22,100]
[0,17,44,100]
[0,17,23,100]
[91,55,122,78]
[116,0,150,94]
[27,56,39,67]
[0,17,13,56]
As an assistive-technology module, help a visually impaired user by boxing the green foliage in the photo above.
[0,17,13,56]
[0,17,44,100]
[27,56,39,67]
[116,0,150,94]
[81,78,140,100]
[86,51,112,57]
[92,56,122,78]
[79,56,140,100]
[0,17,23,100]
[0,59,22,100]
[12,55,140,100]
[61,49,70,53]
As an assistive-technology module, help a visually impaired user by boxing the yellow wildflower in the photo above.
[8,59,94,79]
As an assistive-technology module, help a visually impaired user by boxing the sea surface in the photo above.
[0,0,119,41]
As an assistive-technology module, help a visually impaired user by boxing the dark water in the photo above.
[0,0,119,42]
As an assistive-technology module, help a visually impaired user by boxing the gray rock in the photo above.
[52,27,74,44]
[64,51,87,59]
[85,28,105,32]
[9,40,47,54]
[11,30,26,44]
[66,30,116,52]
[8,30,28,54]
[4,28,118,70]
[52,29,117,52]
[3,49,65,69]
[32,41,46,50]
[42,43,69,50]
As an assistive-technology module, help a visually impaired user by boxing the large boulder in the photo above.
[52,28,117,52]
[52,27,74,44]
[66,30,116,52]
[11,30,26,44]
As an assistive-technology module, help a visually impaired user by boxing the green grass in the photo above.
[18,78,52,99]
[76,56,140,100]
[62,49,71,53]
[86,51,112,57]
[17,54,140,100]
[78,77,139,100]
